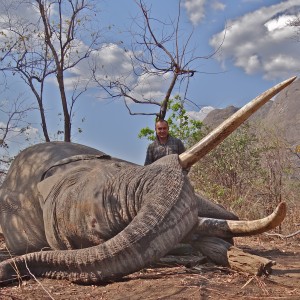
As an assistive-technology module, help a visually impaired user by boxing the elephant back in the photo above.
[2,142,106,191]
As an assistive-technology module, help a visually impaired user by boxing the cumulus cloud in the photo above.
[187,106,215,121]
[86,43,171,104]
[91,44,134,82]
[183,0,207,26]
[183,0,225,25]
[61,43,136,92]
[128,72,171,103]
[209,0,300,80]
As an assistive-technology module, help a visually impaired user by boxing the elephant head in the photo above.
[0,76,296,285]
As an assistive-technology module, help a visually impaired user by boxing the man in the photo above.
[144,119,185,165]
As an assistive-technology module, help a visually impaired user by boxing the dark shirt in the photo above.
[144,136,185,165]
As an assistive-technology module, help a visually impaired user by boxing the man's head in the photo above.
[155,119,169,142]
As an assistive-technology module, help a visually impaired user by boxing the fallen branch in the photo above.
[192,237,275,276]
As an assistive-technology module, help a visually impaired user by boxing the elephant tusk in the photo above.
[194,202,287,238]
[179,76,297,169]
[225,202,287,236]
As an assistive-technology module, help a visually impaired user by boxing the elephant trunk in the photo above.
[194,202,286,238]
[0,155,198,284]
[179,76,297,169]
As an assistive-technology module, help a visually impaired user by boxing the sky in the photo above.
[0,0,300,165]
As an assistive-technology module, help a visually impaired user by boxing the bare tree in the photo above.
[0,96,33,147]
[92,0,222,121]
[0,0,103,142]
[0,93,35,182]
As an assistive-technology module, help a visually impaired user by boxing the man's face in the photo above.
[155,121,169,140]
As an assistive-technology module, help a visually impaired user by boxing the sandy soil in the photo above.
[0,236,299,300]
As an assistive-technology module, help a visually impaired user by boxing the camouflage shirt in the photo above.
[144,136,185,165]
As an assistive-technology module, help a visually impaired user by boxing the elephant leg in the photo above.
[191,193,237,245]
[195,193,238,220]
[0,189,48,255]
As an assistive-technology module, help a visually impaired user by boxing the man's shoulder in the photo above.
[169,135,179,141]
[169,135,183,143]
[147,139,159,148]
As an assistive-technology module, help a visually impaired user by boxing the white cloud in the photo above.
[128,72,170,103]
[58,43,136,94]
[83,43,173,104]
[211,1,225,11]
[92,44,134,79]
[265,15,292,31]
[183,0,206,26]
[183,0,225,25]
[187,106,215,121]
[210,0,300,80]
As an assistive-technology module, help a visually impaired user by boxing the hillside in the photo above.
[203,79,300,150]
[262,78,300,148]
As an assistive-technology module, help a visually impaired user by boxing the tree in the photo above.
[0,97,33,148]
[0,0,103,142]
[92,0,221,121]
[0,93,35,182]
[138,95,204,145]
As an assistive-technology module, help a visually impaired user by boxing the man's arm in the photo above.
[144,144,154,165]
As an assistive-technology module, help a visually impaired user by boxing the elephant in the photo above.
[0,76,295,285]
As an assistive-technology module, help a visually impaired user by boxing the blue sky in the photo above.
[1,0,299,165]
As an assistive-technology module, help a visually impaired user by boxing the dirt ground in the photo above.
[0,236,299,300]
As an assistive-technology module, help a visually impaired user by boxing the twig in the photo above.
[4,246,23,287]
[241,276,255,289]
[255,276,269,295]
[264,229,300,239]
[24,260,55,300]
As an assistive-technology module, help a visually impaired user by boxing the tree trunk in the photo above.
[57,71,71,142]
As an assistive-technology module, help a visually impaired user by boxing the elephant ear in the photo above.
[38,155,100,203]
[37,173,65,204]
[37,165,91,204]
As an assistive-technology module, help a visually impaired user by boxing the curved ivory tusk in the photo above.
[226,202,287,235]
[194,202,287,238]
[179,76,297,169]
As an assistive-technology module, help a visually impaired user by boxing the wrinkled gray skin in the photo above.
[0,142,236,284]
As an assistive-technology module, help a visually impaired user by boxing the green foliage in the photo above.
[166,96,204,145]
[138,126,155,141]
[138,95,204,145]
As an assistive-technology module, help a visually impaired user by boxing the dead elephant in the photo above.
[0,77,296,284]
